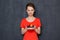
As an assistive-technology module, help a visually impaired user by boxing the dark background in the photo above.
[0,0,60,40]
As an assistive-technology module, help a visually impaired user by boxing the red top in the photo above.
[20,18,41,40]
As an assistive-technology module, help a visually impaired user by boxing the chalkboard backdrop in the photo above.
[0,0,60,40]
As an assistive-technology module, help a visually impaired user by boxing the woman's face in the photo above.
[26,6,35,16]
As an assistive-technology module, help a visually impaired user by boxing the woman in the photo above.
[20,3,41,40]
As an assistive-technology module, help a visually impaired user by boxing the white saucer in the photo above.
[27,28,34,30]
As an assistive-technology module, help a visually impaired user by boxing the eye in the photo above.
[31,9,34,11]
[27,10,30,11]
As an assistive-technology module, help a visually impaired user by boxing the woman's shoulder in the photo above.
[36,17,40,20]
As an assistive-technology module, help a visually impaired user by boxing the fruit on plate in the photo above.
[27,24,34,28]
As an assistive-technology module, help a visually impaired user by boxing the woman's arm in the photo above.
[34,26,41,34]
[21,27,27,34]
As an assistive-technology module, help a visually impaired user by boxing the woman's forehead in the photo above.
[27,6,34,10]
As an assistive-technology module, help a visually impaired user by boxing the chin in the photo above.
[29,15,33,16]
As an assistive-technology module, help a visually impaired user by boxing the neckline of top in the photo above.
[25,17,37,23]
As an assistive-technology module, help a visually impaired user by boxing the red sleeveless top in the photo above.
[20,18,41,40]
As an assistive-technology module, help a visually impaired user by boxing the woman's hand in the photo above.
[34,26,36,29]
[34,26,41,34]
[21,26,28,34]
[25,26,28,31]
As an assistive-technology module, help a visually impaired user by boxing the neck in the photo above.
[28,16,34,18]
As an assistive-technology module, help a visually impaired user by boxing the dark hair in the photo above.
[25,3,36,17]
[26,3,35,10]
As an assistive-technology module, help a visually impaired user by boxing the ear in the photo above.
[33,10,35,14]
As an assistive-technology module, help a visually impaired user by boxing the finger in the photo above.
[34,26,36,27]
